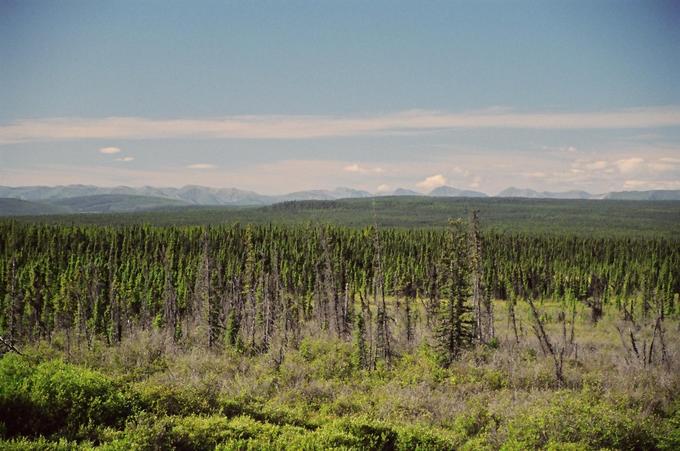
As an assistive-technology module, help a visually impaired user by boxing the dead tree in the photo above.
[0,335,22,356]
[469,210,494,344]
[616,314,670,370]
[527,298,577,386]
[507,292,520,345]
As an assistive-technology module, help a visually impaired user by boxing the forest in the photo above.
[1,214,679,450]
[11,196,680,238]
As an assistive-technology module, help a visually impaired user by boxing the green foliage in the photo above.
[133,382,218,417]
[657,401,680,451]
[0,437,84,451]
[504,392,659,450]
[0,355,132,440]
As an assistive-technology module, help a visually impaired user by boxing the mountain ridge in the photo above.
[1,185,679,213]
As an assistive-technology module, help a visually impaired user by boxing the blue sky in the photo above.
[1,0,680,194]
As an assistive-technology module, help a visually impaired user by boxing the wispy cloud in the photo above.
[343,163,384,174]
[615,157,645,174]
[187,163,217,169]
[99,146,121,154]
[623,180,680,190]
[115,156,135,162]
[2,106,680,144]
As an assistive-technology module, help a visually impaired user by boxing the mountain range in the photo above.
[1,184,679,216]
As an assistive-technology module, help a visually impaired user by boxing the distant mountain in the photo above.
[0,195,193,216]
[275,187,371,202]
[497,187,592,199]
[0,184,372,206]
[604,190,680,201]
[429,186,488,198]
[0,198,71,216]
[326,187,373,199]
[50,194,190,213]
[548,190,593,200]
[173,186,270,205]
[2,185,679,216]
[390,188,423,196]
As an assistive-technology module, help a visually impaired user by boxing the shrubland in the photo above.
[1,300,679,450]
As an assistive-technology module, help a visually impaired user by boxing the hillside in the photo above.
[8,196,680,237]
[0,198,70,216]
[49,194,190,213]
[3,185,680,206]
[604,189,680,201]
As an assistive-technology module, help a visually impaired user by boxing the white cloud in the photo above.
[615,157,644,174]
[2,106,680,144]
[416,174,447,190]
[187,163,217,169]
[585,160,608,170]
[115,156,134,162]
[623,180,680,190]
[99,146,121,154]
[541,145,578,153]
[648,157,680,173]
[343,163,385,174]
[376,184,391,193]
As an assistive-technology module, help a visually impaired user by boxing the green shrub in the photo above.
[0,355,132,440]
[394,424,462,450]
[504,392,658,450]
[0,354,37,438]
[296,338,356,380]
[111,414,308,451]
[657,400,680,451]
[0,437,84,450]
[325,417,397,450]
[28,360,132,438]
[134,382,217,416]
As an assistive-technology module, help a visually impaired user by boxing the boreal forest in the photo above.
[1,202,679,449]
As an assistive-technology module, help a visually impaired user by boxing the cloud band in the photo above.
[2,107,680,144]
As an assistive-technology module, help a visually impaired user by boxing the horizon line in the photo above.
[1,183,676,198]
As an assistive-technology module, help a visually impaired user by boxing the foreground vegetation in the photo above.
[1,301,679,450]
[1,216,679,449]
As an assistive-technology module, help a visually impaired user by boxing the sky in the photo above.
[1,0,680,195]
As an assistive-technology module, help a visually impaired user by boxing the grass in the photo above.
[1,299,679,449]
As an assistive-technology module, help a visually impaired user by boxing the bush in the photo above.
[29,360,132,438]
[504,392,658,450]
[109,414,307,451]
[0,355,132,440]
[0,437,84,450]
[394,424,462,450]
[0,354,37,438]
[657,400,680,451]
[134,382,217,417]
